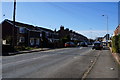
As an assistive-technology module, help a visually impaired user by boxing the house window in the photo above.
[19,37,25,43]
[40,33,42,37]
[46,32,49,37]
[19,27,26,33]
[36,38,40,45]
[49,38,53,43]
[30,38,34,46]
[2,40,6,45]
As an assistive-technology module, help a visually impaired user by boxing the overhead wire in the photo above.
[46,2,115,38]
[46,2,103,30]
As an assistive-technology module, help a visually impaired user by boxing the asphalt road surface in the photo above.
[2,46,119,79]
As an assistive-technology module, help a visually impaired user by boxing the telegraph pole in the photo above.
[12,0,16,50]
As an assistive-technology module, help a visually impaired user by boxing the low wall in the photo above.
[2,45,14,55]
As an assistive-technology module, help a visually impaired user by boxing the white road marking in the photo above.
[80,47,83,49]
[74,57,77,59]
[42,48,70,52]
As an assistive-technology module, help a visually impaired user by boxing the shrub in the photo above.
[112,36,119,53]
[118,34,120,53]
[14,46,34,51]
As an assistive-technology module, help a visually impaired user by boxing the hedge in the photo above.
[112,35,120,53]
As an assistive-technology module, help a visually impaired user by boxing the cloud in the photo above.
[76,30,113,39]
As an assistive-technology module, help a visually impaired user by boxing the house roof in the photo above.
[116,24,120,30]
[57,27,88,39]
[36,27,54,33]
[5,19,34,29]
[3,19,54,33]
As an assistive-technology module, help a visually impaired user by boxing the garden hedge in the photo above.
[112,35,120,53]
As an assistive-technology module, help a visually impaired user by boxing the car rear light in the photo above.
[65,44,67,46]
[65,44,70,47]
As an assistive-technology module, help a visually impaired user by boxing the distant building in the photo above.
[102,34,110,43]
[57,25,70,39]
[70,31,88,42]
[96,37,103,42]
[104,34,110,40]
[57,25,88,42]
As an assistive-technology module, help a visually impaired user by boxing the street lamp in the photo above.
[102,15,108,35]
[102,14,109,46]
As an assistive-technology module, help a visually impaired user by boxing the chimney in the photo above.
[65,28,69,31]
[70,30,72,33]
[60,25,64,30]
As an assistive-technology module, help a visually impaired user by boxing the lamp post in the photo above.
[102,15,109,46]
[102,15,108,35]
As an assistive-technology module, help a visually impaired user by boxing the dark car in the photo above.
[92,42,103,50]
[87,42,93,45]
[65,42,76,47]
[78,42,88,47]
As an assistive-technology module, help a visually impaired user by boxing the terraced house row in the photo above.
[1,19,88,48]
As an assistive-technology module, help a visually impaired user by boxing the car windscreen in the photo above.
[94,43,100,46]
[65,42,70,44]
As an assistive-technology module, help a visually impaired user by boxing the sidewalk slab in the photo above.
[87,50,119,78]
[109,47,120,65]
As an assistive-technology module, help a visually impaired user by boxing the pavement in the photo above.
[86,47,119,79]
[109,47,120,65]
[2,46,119,79]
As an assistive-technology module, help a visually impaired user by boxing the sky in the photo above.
[1,1,119,39]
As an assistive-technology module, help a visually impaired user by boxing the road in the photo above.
[2,46,119,79]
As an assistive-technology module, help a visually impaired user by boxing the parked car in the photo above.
[87,42,93,45]
[92,41,103,50]
[78,42,88,47]
[65,42,76,47]
[77,42,80,47]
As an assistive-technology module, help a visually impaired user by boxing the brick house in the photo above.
[70,31,88,42]
[114,25,120,36]
[57,26,70,39]
[2,19,59,48]
[57,25,88,43]
[2,19,41,47]
[2,19,88,49]
[36,27,59,48]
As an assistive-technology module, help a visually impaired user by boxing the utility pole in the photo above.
[12,0,16,50]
